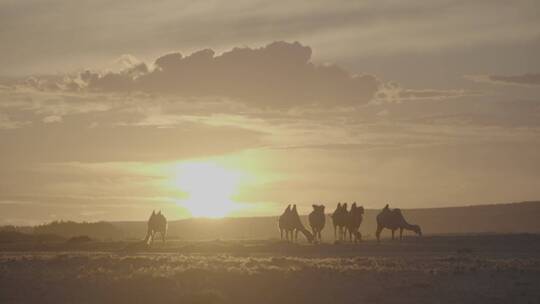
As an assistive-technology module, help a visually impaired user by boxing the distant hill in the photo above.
[0,230,64,243]
[111,201,540,241]
[33,220,124,240]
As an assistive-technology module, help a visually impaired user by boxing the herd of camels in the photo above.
[279,203,422,243]
[144,204,422,244]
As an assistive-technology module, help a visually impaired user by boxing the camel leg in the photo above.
[391,229,395,240]
[399,228,403,241]
[280,229,283,240]
[376,225,383,242]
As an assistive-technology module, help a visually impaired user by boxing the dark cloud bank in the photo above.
[74,41,380,108]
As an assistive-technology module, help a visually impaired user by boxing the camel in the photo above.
[278,204,313,243]
[344,202,364,243]
[279,204,294,241]
[376,204,422,242]
[308,204,326,243]
[144,210,168,245]
[331,202,348,241]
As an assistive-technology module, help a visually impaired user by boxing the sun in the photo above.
[171,161,244,218]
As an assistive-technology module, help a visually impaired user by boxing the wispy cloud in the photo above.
[466,73,540,87]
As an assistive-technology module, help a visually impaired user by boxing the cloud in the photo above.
[2,0,539,77]
[0,113,29,129]
[43,115,62,123]
[465,73,540,86]
[374,82,482,103]
[0,118,265,163]
[73,41,380,108]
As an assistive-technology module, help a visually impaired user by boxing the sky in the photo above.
[1,0,540,224]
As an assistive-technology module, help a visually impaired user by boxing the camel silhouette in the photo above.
[331,202,348,241]
[144,210,168,245]
[279,204,294,241]
[376,204,422,242]
[278,204,314,243]
[308,204,325,243]
[344,202,364,243]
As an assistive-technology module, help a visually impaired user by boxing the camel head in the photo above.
[411,224,422,236]
[342,203,348,211]
[305,230,314,243]
[357,206,365,215]
[312,204,325,214]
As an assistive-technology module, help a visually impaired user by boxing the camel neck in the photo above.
[402,221,416,230]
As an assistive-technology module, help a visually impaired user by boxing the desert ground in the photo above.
[1,234,539,304]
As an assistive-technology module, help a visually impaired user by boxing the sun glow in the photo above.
[171,162,244,218]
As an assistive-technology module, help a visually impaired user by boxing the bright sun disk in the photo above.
[171,162,244,218]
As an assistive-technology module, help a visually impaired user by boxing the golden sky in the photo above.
[1,0,540,224]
